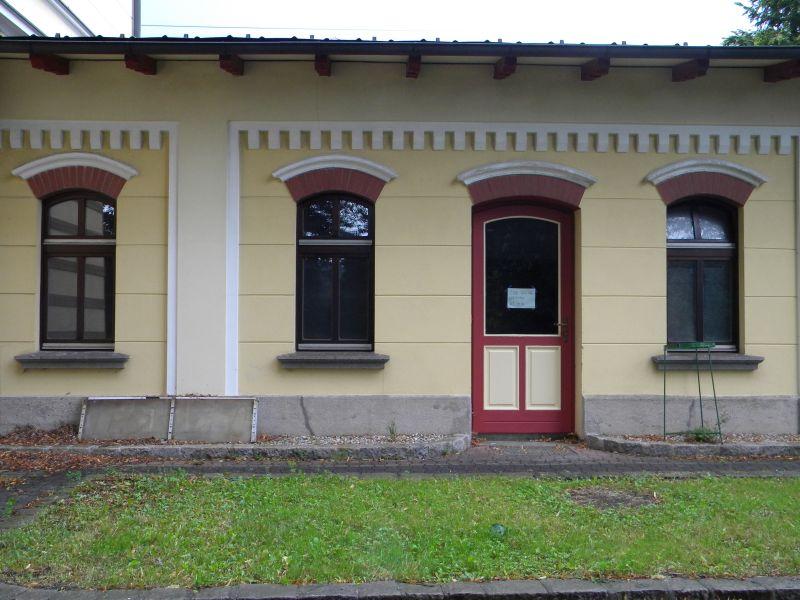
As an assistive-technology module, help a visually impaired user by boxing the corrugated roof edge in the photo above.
[0,36,799,59]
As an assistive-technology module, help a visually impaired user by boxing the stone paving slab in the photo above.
[0,434,470,461]
[587,435,800,458]
[2,578,800,600]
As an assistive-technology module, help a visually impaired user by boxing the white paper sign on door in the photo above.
[507,287,536,309]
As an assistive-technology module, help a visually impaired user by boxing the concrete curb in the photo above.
[586,435,800,458]
[1,577,799,599]
[0,434,471,461]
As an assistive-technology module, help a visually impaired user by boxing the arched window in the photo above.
[296,193,374,349]
[666,198,737,348]
[41,191,116,349]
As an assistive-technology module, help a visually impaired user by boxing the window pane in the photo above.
[666,205,695,240]
[698,206,732,241]
[338,257,370,340]
[301,256,334,340]
[47,200,79,236]
[703,261,734,343]
[338,200,370,238]
[485,218,559,335]
[46,256,78,340]
[667,260,697,342]
[85,200,115,237]
[83,257,109,340]
[302,200,334,238]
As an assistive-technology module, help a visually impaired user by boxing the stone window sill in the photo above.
[651,352,763,371]
[277,351,390,369]
[15,351,130,370]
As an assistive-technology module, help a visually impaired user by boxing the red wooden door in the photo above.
[471,203,575,434]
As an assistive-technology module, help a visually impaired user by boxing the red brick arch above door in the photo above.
[272,155,398,202]
[457,161,597,209]
[645,159,767,206]
[11,152,139,199]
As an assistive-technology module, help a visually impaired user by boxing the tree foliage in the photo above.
[723,0,800,45]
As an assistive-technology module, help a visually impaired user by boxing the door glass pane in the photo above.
[47,200,79,236]
[83,257,108,340]
[703,261,734,343]
[338,256,370,340]
[698,207,732,241]
[302,200,335,238]
[338,200,370,238]
[46,256,78,340]
[667,205,695,240]
[301,256,333,340]
[85,200,115,237]
[667,260,697,342]
[485,218,558,335]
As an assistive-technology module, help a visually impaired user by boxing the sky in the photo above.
[126,0,753,46]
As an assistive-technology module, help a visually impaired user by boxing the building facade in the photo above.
[1,38,799,438]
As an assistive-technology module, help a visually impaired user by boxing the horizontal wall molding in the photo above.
[0,120,177,151]
[233,121,800,155]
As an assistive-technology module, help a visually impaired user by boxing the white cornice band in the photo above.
[645,159,768,187]
[2,120,797,156]
[272,154,398,182]
[233,121,799,156]
[11,151,139,180]
[457,160,597,188]
[0,120,176,151]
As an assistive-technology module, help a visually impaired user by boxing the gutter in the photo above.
[0,36,799,60]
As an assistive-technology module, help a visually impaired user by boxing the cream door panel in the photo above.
[525,346,561,410]
[483,346,518,410]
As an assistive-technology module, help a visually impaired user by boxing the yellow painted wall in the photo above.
[239,144,797,398]
[0,57,798,403]
[0,144,169,395]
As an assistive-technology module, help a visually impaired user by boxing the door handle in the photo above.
[555,320,569,342]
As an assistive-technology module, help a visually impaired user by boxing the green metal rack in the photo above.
[662,342,723,442]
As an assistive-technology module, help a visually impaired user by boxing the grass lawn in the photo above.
[0,473,798,588]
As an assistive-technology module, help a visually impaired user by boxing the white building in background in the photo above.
[0,0,133,37]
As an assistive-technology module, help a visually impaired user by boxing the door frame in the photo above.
[471,200,575,434]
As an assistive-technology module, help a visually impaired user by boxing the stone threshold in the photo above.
[587,434,800,457]
[1,576,799,599]
[0,434,470,461]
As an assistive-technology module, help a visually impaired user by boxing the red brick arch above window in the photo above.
[645,159,767,207]
[11,152,138,200]
[457,161,597,210]
[272,155,398,203]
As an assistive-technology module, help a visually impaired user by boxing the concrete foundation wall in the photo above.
[584,395,800,435]
[0,394,471,437]
[0,396,83,435]
[257,395,471,436]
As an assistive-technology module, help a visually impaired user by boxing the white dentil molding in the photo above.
[272,154,398,182]
[457,160,597,188]
[645,158,768,187]
[233,121,800,156]
[0,120,176,151]
[11,151,139,180]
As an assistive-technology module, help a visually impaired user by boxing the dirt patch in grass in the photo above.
[568,486,660,510]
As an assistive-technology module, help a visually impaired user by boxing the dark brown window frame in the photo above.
[40,190,116,350]
[667,197,738,350]
[295,193,375,351]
